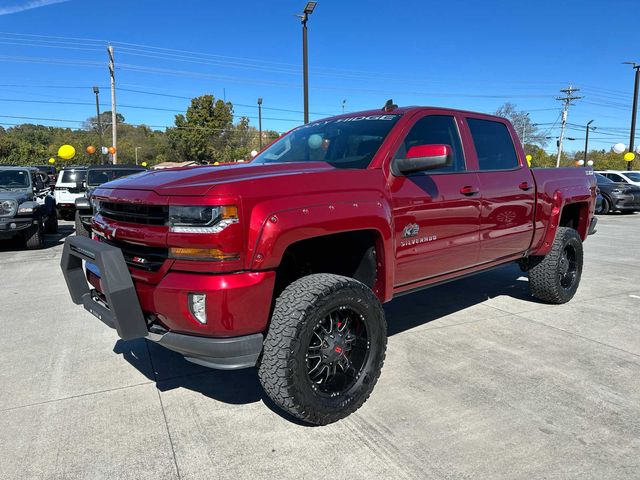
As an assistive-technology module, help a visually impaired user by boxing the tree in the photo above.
[167,94,234,164]
[495,103,547,147]
[83,111,125,132]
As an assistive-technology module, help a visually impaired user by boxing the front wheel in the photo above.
[24,221,44,250]
[597,197,610,215]
[258,274,387,425]
[528,227,583,304]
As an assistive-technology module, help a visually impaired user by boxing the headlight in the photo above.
[611,189,622,194]
[169,205,238,233]
[17,205,34,214]
[0,200,17,217]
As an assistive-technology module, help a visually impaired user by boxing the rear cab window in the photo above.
[59,170,86,184]
[467,118,519,171]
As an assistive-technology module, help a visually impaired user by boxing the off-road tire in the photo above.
[75,211,90,237]
[45,213,58,234]
[529,227,583,304]
[258,273,387,425]
[24,221,44,249]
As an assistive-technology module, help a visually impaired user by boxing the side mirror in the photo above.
[392,144,451,175]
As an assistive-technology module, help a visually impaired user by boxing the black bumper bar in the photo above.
[60,236,262,369]
[588,216,597,235]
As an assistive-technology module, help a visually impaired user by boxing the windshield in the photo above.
[0,169,30,188]
[596,173,613,184]
[252,114,402,169]
[60,170,86,183]
[624,172,640,182]
[88,169,144,186]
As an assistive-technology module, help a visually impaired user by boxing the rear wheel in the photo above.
[528,227,583,304]
[24,220,44,250]
[258,274,387,425]
[75,211,90,237]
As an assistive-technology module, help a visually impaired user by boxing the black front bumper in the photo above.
[588,216,597,235]
[0,218,34,237]
[60,236,263,370]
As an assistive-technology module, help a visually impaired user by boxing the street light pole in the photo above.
[92,86,105,164]
[623,62,640,171]
[257,97,263,149]
[299,2,317,124]
[135,146,141,165]
[584,120,594,165]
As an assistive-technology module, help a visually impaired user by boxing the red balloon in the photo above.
[86,145,96,154]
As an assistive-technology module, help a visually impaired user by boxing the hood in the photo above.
[97,162,335,196]
[0,189,31,204]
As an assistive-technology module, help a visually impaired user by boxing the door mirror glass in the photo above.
[392,144,451,175]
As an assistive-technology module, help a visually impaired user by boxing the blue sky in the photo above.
[0,0,638,151]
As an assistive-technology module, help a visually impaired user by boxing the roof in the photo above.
[152,161,199,170]
[87,164,146,171]
[312,105,503,122]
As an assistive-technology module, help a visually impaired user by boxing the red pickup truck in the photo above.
[61,105,597,425]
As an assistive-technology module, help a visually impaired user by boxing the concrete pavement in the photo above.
[1,216,639,479]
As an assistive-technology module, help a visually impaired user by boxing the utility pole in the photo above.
[135,146,141,165]
[584,120,594,165]
[107,45,118,164]
[555,85,582,168]
[92,86,105,164]
[521,112,529,147]
[342,99,346,114]
[623,62,640,171]
[257,97,263,149]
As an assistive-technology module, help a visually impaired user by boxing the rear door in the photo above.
[388,111,482,286]
[463,116,535,263]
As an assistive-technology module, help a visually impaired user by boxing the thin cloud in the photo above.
[0,0,70,16]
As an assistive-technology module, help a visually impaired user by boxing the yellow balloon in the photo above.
[624,152,635,162]
[48,157,55,164]
[57,144,76,160]
[141,162,148,167]
[525,154,532,166]
[213,161,220,166]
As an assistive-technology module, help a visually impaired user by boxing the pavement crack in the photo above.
[145,339,183,480]
[0,381,153,413]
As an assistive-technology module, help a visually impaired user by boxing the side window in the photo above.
[393,115,465,173]
[467,118,519,171]
[610,174,624,182]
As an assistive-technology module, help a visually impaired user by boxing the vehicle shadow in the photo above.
[114,262,543,424]
[0,223,74,251]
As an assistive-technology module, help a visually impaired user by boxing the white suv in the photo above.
[54,167,87,220]
[596,170,640,187]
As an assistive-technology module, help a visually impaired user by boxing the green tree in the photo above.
[168,94,234,164]
[495,103,547,146]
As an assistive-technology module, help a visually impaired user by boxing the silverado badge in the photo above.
[400,223,436,247]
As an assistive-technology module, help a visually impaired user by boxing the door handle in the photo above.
[518,182,532,191]
[460,186,480,196]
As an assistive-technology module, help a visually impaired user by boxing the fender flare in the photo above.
[248,199,395,301]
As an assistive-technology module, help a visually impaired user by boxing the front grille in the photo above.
[99,237,168,272]
[100,201,168,226]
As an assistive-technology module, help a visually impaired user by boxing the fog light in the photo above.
[9,223,16,229]
[188,293,207,324]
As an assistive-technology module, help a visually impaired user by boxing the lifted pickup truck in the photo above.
[61,105,597,425]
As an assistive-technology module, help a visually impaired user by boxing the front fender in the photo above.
[248,197,395,301]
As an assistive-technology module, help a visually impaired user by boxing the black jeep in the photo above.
[0,167,58,249]
[75,164,146,237]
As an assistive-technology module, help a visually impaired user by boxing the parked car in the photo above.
[0,166,58,249]
[594,173,640,214]
[61,105,597,425]
[54,167,87,220]
[596,170,640,187]
[75,164,147,236]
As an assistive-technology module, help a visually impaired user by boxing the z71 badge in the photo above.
[400,223,436,247]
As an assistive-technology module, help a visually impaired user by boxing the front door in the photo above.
[389,113,482,287]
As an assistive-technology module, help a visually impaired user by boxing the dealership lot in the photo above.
[1,216,639,480]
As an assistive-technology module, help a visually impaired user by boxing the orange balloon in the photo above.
[86,145,96,154]
[107,146,117,155]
